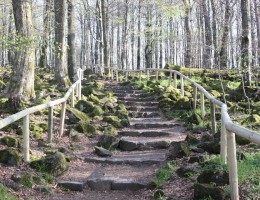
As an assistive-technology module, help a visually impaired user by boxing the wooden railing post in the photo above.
[147,70,150,81]
[180,76,184,96]
[174,73,177,88]
[156,71,159,81]
[23,115,30,162]
[210,101,216,134]
[116,70,119,82]
[193,87,197,111]
[168,72,172,86]
[59,102,66,136]
[48,106,54,143]
[111,69,114,80]
[78,81,81,101]
[200,92,205,118]
[221,115,227,164]
[227,130,239,200]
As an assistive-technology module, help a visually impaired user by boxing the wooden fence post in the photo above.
[59,102,66,136]
[227,130,239,200]
[221,116,227,164]
[147,70,150,81]
[156,71,159,81]
[180,76,184,96]
[200,92,205,118]
[210,101,216,134]
[71,88,75,107]
[78,80,81,101]
[48,106,54,143]
[116,70,119,82]
[168,72,172,86]
[23,115,30,162]
[174,73,177,88]
[111,69,114,80]
[193,87,197,111]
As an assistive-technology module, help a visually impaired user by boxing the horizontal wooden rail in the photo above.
[0,69,84,162]
[93,65,259,200]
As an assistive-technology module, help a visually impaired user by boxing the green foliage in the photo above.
[0,184,18,200]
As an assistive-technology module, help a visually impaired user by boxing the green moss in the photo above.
[67,107,90,123]
[174,97,191,110]
[30,124,43,139]
[1,136,20,147]
[242,114,260,125]
[76,100,95,113]
[103,116,122,128]
[104,125,117,135]
[210,90,221,98]
[0,149,22,166]
[159,98,174,111]
[89,94,101,104]
[90,106,104,117]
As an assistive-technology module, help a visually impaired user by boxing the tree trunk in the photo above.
[183,0,191,68]
[145,3,153,69]
[54,0,68,86]
[219,0,230,69]
[3,0,35,107]
[137,0,141,69]
[241,0,251,85]
[101,0,109,71]
[67,0,76,82]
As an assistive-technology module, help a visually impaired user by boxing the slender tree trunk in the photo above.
[137,0,141,69]
[145,3,153,69]
[3,0,35,107]
[210,0,217,67]
[253,0,260,65]
[7,8,15,66]
[54,0,68,86]
[67,0,76,81]
[101,0,109,71]
[183,0,191,67]
[219,0,230,69]
[241,0,251,85]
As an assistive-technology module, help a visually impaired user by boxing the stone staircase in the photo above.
[57,82,187,192]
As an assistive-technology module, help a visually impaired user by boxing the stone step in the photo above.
[119,135,186,151]
[130,119,182,129]
[121,101,159,106]
[114,93,151,98]
[125,106,158,112]
[118,128,185,137]
[117,97,155,102]
[84,150,166,164]
[57,160,162,191]
[111,90,144,94]
[128,111,161,118]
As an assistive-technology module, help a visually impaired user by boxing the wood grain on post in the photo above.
[111,69,114,80]
[125,71,128,81]
[48,106,54,143]
[227,130,239,200]
[23,115,30,162]
[210,101,216,134]
[200,92,205,118]
[78,80,81,101]
[193,87,197,111]
[221,116,227,164]
[180,76,184,96]
[116,70,119,82]
[147,70,150,81]
[59,102,67,136]
[174,73,177,88]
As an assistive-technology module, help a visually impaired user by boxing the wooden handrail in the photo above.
[93,65,259,200]
[0,69,84,162]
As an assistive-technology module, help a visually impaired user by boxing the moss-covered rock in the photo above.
[11,171,46,188]
[174,97,191,110]
[89,94,101,104]
[242,114,260,125]
[90,105,104,117]
[0,148,22,166]
[1,136,20,147]
[211,90,221,98]
[103,116,122,128]
[159,98,174,111]
[197,169,229,186]
[30,124,43,139]
[76,100,95,113]
[104,125,117,136]
[194,183,225,200]
[166,142,190,160]
[67,107,90,124]
[30,152,68,176]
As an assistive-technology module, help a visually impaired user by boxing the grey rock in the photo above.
[97,135,120,150]
[95,146,112,157]
[111,180,147,190]
[119,140,138,151]
[58,181,84,191]
[87,178,112,191]
[194,183,225,200]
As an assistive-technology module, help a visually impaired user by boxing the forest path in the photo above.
[50,81,188,200]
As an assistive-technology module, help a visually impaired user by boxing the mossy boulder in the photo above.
[174,97,191,110]
[166,142,190,160]
[211,90,221,98]
[30,124,43,139]
[159,98,174,111]
[77,123,98,136]
[104,125,117,136]
[185,134,200,145]
[197,169,229,186]
[90,105,104,117]
[97,135,120,150]
[194,183,225,200]
[103,116,122,128]
[30,152,68,176]
[76,100,95,113]
[67,107,90,124]
[197,141,220,154]
[89,94,101,104]
[1,136,20,147]
[0,149,22,166]
[187,112,202,125]
[11,171,46,188]
[94,146,112,157]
